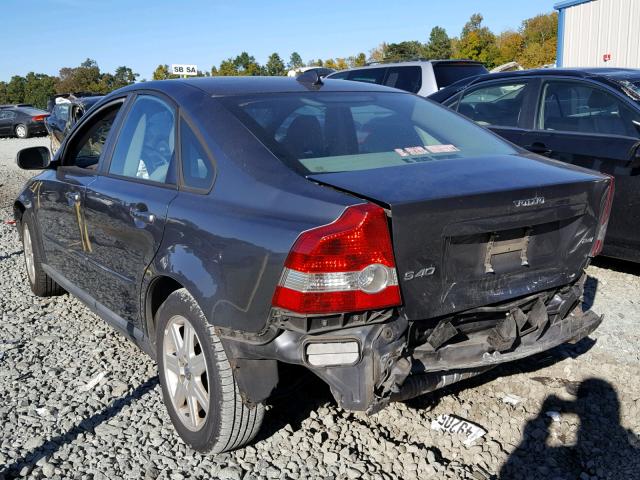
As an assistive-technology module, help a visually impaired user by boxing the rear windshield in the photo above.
[433,63,488,89]
[222,92,517,174]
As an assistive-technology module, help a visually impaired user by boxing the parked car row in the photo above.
[330,62,640,263]
[14,75,611,452]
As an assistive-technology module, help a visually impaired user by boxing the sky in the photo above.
[0,0,559,82]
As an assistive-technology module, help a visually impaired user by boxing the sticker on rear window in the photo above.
[426,144,460,153]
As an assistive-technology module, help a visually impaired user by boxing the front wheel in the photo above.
[15,124,28,138]
[156,288,264,453]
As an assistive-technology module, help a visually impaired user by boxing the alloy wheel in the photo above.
[15,125,27,138]
[163,315,210,431]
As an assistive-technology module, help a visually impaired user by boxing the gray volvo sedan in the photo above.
[14,75,611,452]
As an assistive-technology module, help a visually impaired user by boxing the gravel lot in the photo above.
[0,137,639,480]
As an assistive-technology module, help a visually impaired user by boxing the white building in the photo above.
[555,0,640,67]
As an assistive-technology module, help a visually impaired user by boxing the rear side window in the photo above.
[539,81,639,137]
[384,66,422,93]
[223,92,517,174]
[433,63,488,89]
[347,68,386,85]
[458,82,528,127]
[328,71,349,80]
[109,95,176,183]
[53,104,70,121]
[180,118,213,190]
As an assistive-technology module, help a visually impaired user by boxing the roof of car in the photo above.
[119,76,409,96]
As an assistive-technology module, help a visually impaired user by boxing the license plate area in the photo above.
[483,227,531,274]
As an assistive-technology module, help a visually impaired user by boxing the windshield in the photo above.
[222,92,517,174]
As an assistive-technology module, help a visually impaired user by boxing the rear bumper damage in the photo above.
[223,274,602,412]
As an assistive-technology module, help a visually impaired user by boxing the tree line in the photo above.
[1,11,557,109]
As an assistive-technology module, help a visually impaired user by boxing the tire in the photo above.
[15,124,29,139]
[156,288,264,453]
[21,213,64,297]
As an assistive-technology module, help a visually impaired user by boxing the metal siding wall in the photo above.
[562,0,640,67]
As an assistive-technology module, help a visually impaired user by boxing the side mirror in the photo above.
[16,146,51,170]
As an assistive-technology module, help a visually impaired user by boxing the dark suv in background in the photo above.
[0,104,49,138]
[429,68,640,263]
[46,93,104,152]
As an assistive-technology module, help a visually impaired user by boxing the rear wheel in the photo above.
[21,213,64,296]
[15,124,28,139]
[156,288,264,452]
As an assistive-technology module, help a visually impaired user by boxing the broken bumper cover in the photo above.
[412,307,602,373]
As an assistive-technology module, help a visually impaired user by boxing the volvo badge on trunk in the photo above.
[514,196,545,207]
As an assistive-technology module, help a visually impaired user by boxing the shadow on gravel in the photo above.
[404,337,597,412]
[255,365,334,442]
[582,276,598,311]
[592,256,640,276]
[500,378,640,479]
[0,376,159,478]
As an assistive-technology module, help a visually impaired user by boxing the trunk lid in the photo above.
[309,153,610,320]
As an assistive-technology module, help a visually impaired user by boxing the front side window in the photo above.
[180,118,213,190]
[109,95,176,183]
[64,103,121,170]
[384,66,422,93]
[458,82,528,127]
[539,81,639,137]
[222,91,517,174]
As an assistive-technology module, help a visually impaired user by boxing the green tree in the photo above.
[424,26,452,59]
[383,41,426,62]
[152,64,179,80]
[288,52,304,70]
[335,58,348,70]
[111,66,139,89]
[519,12,558,67]
[0,81,8,105]
[56,58,103,93]
[6,76,27,103]
[349,52,367,67]
[265,53,286,76]
[457,14,499,68]
[210,66,219,76]
[234,52,263,76]
[324,58,337,70]
[23,73,58,109]
[495,30,524,66]
[218,58,239,76]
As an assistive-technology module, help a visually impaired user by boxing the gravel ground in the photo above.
[0,137,639,480]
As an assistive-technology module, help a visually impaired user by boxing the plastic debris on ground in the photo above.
[501,393,524,406]
[79,371,107,392]
[545,410,562,422]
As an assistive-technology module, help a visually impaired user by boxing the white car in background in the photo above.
[326,59,488,97]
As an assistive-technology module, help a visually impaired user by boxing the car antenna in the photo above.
[296,70,323,86]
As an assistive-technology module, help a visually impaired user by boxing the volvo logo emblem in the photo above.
[513,196,545,207]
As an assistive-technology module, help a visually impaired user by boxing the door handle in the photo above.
[130,205,156,224]
[525,143,553,156]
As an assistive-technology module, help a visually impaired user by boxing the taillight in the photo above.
[32,114,48,122]
[590,175,615,257]
[272,203,402,314]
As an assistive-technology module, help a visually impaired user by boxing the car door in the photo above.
[82,93,179,328]
[454,79,538,147]
[0,111,11,135]
[523,79,640,258]
[36,99,126,289]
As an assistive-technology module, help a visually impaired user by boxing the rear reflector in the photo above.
[590,176,615,257]
[305,341,360,366]
[272,203,402,314]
